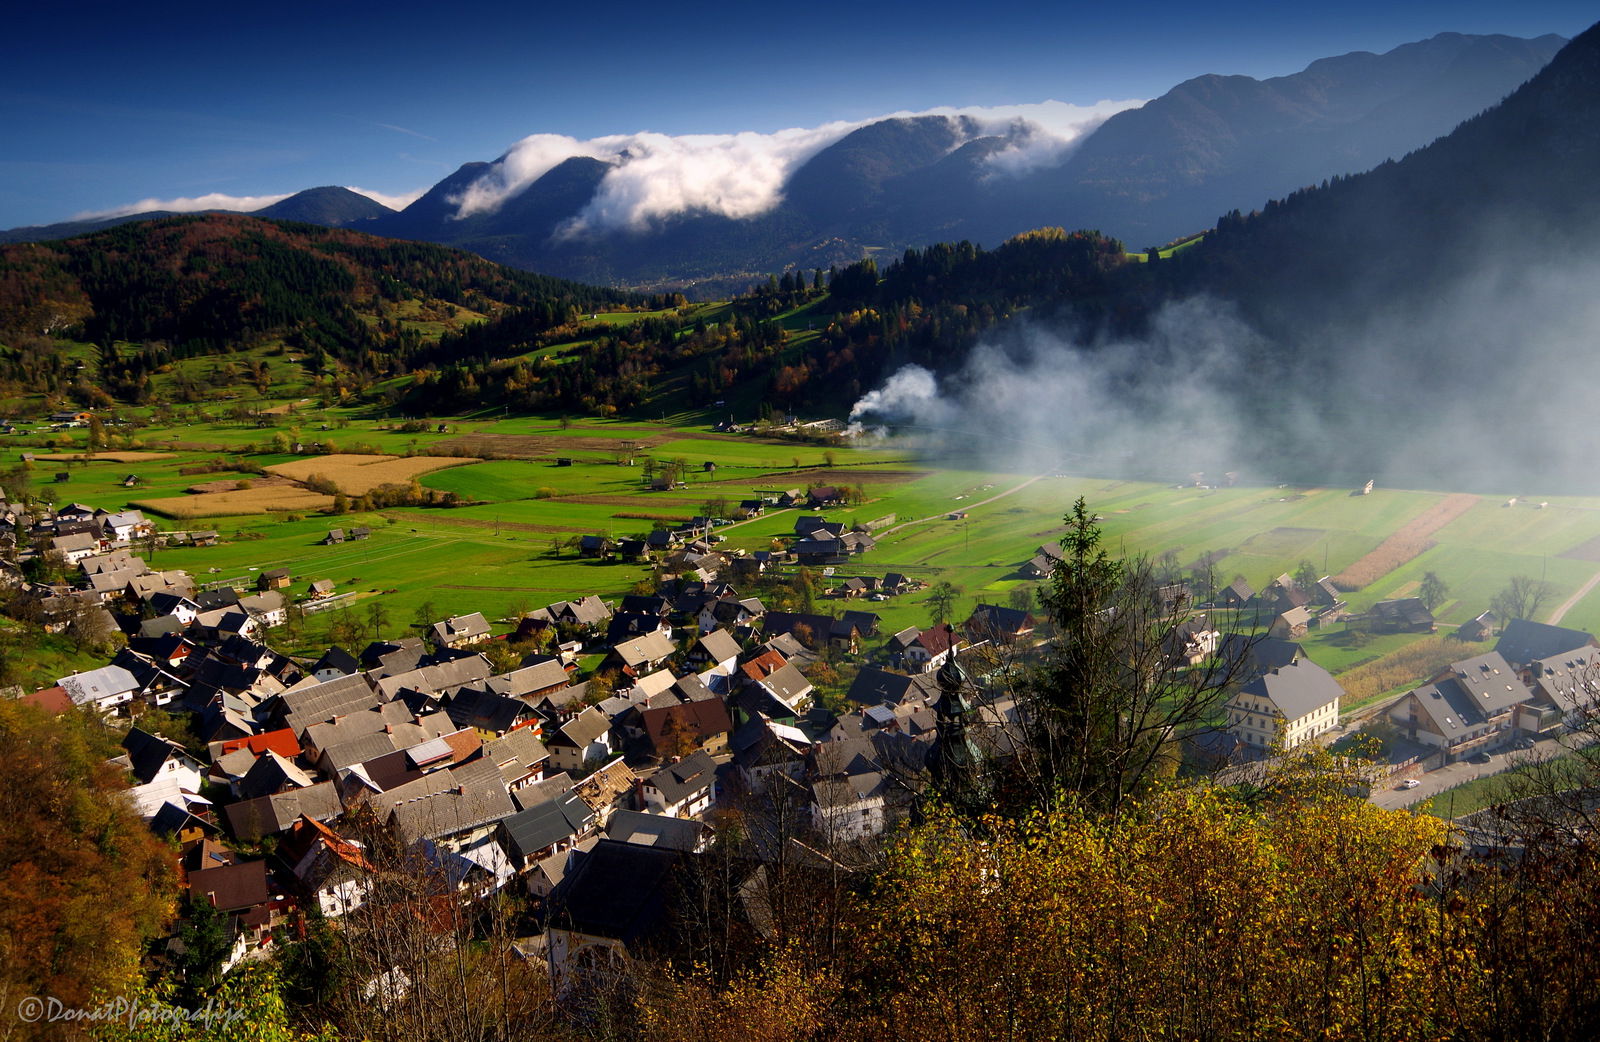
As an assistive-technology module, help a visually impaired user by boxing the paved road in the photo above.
[1368,732,1567,812]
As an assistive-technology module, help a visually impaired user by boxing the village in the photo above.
[6,478,1599,1002]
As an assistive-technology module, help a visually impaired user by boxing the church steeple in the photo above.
[926,655,987,810]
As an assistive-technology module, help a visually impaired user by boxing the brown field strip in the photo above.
[1331,493,1479,590]
[31,451,178,462]
[133,487,335,518]
[185,475,301,494]
[265,454,480,495]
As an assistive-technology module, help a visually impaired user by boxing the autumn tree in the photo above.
[0,702,174,1037]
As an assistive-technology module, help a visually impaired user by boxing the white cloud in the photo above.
[452,99,1143,233]
[345,185,426,212]
[73,192,294,220]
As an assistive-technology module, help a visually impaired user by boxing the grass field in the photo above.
[18,408,1600,676]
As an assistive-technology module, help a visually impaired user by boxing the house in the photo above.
[1389,652,1529,760]
[102,510,152,545]
[1457,610,1501,643]
[578,535,615,560]
[1367,598,1435,634]
[306,579,336,599]
[902,622,961,673]
[58,664,141,712]
[1224,658,1344,750]
[544,840,684,996]
[639,700,733,760]
[604,630,677,676]
[257,568,291,591]
[1268,606,1313,641]
[428,612,492,651]
[807,486,844,509]
[847,667,942,708]
[1217,578,1255,609]
[685,628,742,677]
[606,810,710,853]
[963,604,1036,645]
[1494,619,1597,668]
[546,707,614,773]
[50,531,101,564]
[284,816,374,917]
[240,590,287,628]
[1165,614,1221,666]
[498,790,597,873]
[747,662,814,717]
[1517,648,1600,732]
[322,528,346,545]
[479,728,551,791]
[1019,553,1057,580]
[119,727,205,814]
[1218,633,1305,681]
[224,782,343,843]
[812,770,891,843]
[640,750,718,818]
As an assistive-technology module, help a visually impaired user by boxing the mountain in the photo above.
[0,187,396,248]
[0,213,641,365]
[1127,21,1600,490]
[251,186,394,226]
[1037,31,1567,248]
[0,32,1567,287]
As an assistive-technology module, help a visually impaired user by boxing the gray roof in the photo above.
[385,761,515,844]
[846,667,940,707]
[1528,648,1600,714]
[606,809,706,851]
[646,750,717,805]
[1238,659,1344,721]
[276,673,378,726]
[430,612,491,644]
[483,659,569,697]
[555,706,611,749]
[224,781,342,841]
[611,630,677,669]
[59,664,140,706]
[1496,619,1596,667]
[693,628,742,664]
[756,663,813,708]
[1437,652,1529,716]
[499,790,595,861]
[373,655,493,700]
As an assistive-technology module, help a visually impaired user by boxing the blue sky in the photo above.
[2,1,1592,229]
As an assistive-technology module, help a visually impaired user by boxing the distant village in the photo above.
[11,487,1600,999]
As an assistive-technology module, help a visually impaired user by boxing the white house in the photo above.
[59,664,142,713]
[1224,658,1344,750]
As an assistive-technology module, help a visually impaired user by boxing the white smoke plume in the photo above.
[451,99,1141,232]
[848,299,1258,478]
[847,232,1600,495]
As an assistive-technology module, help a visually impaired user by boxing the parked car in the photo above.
[1398,778,1421,790]
[1469,751,1493,764]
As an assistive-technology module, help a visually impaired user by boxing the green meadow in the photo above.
[20,411,1600,693]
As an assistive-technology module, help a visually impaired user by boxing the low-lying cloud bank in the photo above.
[451,99,1141,234]
[78,186,425,221]
[74,191,295,220]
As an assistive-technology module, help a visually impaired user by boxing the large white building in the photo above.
[1225,658,1344,750]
